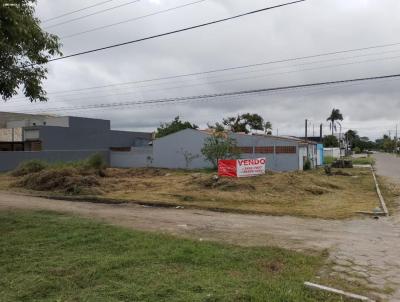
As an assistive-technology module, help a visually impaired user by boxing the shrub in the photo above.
[353,147,361,154]
[324,156,336,165]
[14,167,100,195]
[85,153,106,170]
[11,160,48,177]
[303,159,311,171]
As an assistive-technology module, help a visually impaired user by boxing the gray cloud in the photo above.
[2,0,400,139]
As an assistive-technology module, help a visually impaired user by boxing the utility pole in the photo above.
[395,124,398,153]
[319,124,323,143]
[305,119,309,160]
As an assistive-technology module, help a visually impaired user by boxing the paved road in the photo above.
[374,152,400,183]
[0,154,399,301]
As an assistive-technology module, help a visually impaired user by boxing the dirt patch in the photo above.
[304,186,329,195]
[260,260,285,274]
[200,177,256,191]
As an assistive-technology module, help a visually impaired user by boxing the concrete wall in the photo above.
[0,150,109,172]
[36,126,152,151]
[153,129,211,169]
[324,148,341,158]
[151,129,307,171]
[111,147,153,168]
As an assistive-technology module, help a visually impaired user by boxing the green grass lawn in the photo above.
[0,211,339,301]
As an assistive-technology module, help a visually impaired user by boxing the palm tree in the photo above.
[326,109,343,136]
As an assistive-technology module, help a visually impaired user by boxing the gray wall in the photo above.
[111,147,153,168]
[0,150,109,172]
[37,126,151,151]
[151,129,304,171]
[153,129,211,169]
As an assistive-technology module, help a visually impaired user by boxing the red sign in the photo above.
[218,158,266,178]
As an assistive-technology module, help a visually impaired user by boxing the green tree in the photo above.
[0,0,62,102]
[345,129,359,147]
[264,121,273,135]
[323,135,339,147]
[326,109,344,136]
[222,113,265,134]
[155,116,198,138]
[201,133,239,169]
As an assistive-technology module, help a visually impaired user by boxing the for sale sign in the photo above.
[218,158,266,178]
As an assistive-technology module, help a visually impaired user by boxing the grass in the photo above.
[351,156,375,166]
[0,167,381,219]
[99,168,379,219]
[0,210,341,302]
[323,156,336,165]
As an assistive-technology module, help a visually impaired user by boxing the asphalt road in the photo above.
[374,152,400,182]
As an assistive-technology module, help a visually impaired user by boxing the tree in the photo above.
[222,113,266,134]
[326,109,344,136]
[1,0,62,102]
[201,133,239,169]
[155,116,198,138]
[264,121,273,135]
[345,129,358,146]
[323,135,339,147]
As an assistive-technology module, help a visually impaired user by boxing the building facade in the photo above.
[0,112,152,171]
[112,129,318,172]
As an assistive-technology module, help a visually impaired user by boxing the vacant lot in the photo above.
[0,166,380,219]
[0,210,341,302]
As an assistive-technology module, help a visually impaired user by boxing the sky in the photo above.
[3,0,400,139]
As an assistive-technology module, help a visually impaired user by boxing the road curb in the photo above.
[370,165,389,216]
[304,282,375,301]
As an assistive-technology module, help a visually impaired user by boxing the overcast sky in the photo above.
[3,0,400,139]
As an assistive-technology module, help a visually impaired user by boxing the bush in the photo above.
[303,159,311,171]
[11,160,48,177]
[324,156,336,165]
[85,153,106,170]
[14,167,100,195]
[353,147,361,154]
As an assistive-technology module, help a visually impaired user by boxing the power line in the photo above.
[24,41,400,98]
[9,52,400,107]
[60,0,208,40]
[22,73,400,113]
[47,0,306,62]
[42,0,118,23]
[44,0,141,29]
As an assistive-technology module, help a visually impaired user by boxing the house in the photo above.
[111,129,318,171]
[0,112,152,171]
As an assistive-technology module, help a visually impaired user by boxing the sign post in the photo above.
[218,158,266,178]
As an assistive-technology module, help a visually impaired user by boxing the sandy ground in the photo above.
[1,152,399,301]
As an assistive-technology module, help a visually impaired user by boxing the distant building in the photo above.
[111,129,318,172]
[0,112,152,171]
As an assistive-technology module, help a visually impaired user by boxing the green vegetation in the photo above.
[324,156,336,165]
[303,159,311,170]
[323,135,339,148]
[10,154,107,195]
[326,108,343,136]
[0,211,339,301]
[11,159,48,176]
[351,156,375,165]
[201,132,239,169]
[0,0,62,102]
[155,116,198,138]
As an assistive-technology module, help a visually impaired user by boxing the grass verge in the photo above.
[0,210,341,302]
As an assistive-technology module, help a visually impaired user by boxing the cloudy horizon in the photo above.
[2,0,400,140]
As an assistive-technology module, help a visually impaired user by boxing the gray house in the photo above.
[0,112,152,171]
[112,129,318,172]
